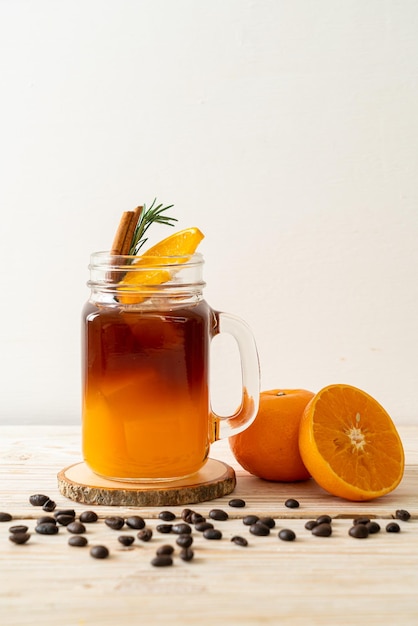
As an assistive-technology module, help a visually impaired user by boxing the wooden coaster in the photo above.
[57,459,236,507]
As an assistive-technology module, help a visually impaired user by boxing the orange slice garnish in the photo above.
[298,384,405,501]
[117,227,204,304]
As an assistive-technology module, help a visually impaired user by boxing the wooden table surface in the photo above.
[0,424,417,626]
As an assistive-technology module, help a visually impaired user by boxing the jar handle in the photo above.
[210,312,260,441]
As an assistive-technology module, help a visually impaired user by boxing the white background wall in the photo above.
[0,0,417,425]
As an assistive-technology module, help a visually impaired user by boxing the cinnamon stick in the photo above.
[111,211,134,255]
[120,205,143,255]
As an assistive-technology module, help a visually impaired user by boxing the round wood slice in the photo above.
[57,459,236,507]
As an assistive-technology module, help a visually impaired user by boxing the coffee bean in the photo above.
[0,512,12,522]
[118,535,135,546]
[243,515,259,526]
[285,498,300,509]
[68,536,88,547]
[105,516,124,530]
[229,498,246,508]
[181,508,194,522]
[311,523,332,537]
[137,528,153,542]
[9,525,29,534]
[125,516,145,530]
[353,516,370,525]
[349,524,369,538]
[156,524,173,534]
[156,545,175,556]
[191,512,205,524]
[42,499,56,513]
[203,528,222,540]
[231,535,248,547]
[194,521,214,532]
[386,522,401,533]
[54,509,76,519]
[9,533,30,545]
[278,529,296,542]
[250,522,270,536]
[158,510,176,521]
[365,521,381,534]
[172,523,192,535]
[29,494,49,507]
[176,534,193,548]
[179,547,194,562]
[151,555,173,567]
[67,521,86,534]
[259,517,275,529]
[395,509,411,522]
[90,545,109,559]
[56,514,76,527]
[37,516,57,525]
[209,509,228,521]
[316,515,332,525]
[35,522,59,535]
[80,510,98,523]
[304,520,318,530]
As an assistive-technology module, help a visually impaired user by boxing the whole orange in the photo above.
[229,389,314,481]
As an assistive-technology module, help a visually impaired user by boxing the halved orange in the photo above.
[298,384,405,501]
[117,227,204,304]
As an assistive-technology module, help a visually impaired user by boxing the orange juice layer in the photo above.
[82,300,214,480]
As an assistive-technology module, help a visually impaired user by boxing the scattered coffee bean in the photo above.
[386,522,401,533]
[285,498,300,509]
[0,512,12,522]
[80,510,98,523]
[179,547,194,562]
[156,524,173,534]
[209,509,229,521]
[105,516,125,530]
[349,524,369,538]
[311,523,332,537]
[181,508,194,522]
[54,509,76,519]
[231,535,248,547]
[395,509,411,522]
[194,521,214,532]
[151,555,173,567]
[29,494,49,507]
[37,516,57,525]
[259,517,275,529]
[156,545,175,556]
[304,520,318,530]
[353,516,370,525]
[250,522,270,536]
[118,535,135,546]
[278,528,296,542]
[191,512,205,524]
[125,516,145,530]
[158,510,176,521]
[365,521,381,534]
[42,499,56,513]
[67,521,86,534]
[137,528,153,542]
[203,528,222,540]
[68,536,88,547]
[35,522,59,535]
[9,533,30,545]
[9,525,29,534]
[176,534,193,548]
[229,498,246,508]
[90,545,109,559]
[56,514,76,527]
[316,515,332,525]
[243,515,259,526]
[172,523,192,535]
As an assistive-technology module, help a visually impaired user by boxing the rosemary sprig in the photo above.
[128,199,177,255]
